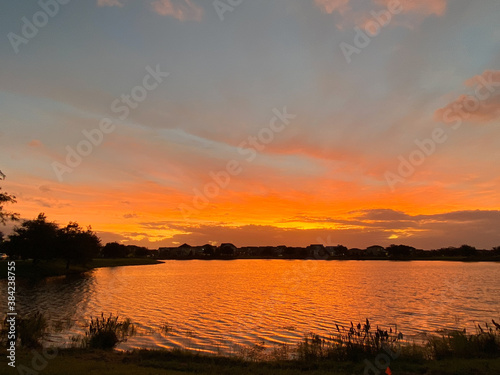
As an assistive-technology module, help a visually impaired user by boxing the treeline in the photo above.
[101,242,152,258]
[0,213,153,268]
[1,213,100,269]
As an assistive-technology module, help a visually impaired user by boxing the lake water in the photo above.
[3,260,500,353]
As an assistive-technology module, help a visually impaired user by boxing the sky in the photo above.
[1,0,499,249]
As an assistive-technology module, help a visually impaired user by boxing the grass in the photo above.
[0,348,499,375]
[80,313,136,350]
[0,258,163,279]
[1,314,499,374]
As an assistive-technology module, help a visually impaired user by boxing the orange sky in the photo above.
[1,0,499,249]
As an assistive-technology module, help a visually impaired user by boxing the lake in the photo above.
[3,260,500,353]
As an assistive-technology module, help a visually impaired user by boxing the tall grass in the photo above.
[296,319,404,362]
[294,318,500,362]
[18,312,48,348]
[1,311,48,348]
[427,320,500,359]
[81,313,135,350]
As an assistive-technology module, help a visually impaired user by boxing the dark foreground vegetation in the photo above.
[2,348,499,375]
[2,313,499,374]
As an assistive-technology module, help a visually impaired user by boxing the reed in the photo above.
[82,313,136,350]
[17,311,48,349]
[427,320,500,359]
[296,319,404,362]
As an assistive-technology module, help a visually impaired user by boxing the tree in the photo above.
[57,222,101,269]
[458,244,477,257]
[386,244,415,259]
[0,187,19,224]
[7,213,59,261]
[101,242,129,258]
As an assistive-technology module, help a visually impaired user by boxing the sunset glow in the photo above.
[1,0,499,249]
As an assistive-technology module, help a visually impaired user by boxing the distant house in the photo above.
[218,243,237,257]
[158,243,192,258]
[177,243,192,257]
[245,246,261,256]
[326,245,348,257]
[259,246,276,257]
[201,244,215,257]
[276,245,287,257]
[307,244,326,258]
[365,245,386,257]
[348,248,365,257]
[189,246,205,257]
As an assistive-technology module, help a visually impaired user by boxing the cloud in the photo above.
[96,0,203,20]
[314,0,448,30]
[151,0,203,21]
[374,0,447,16]
[39,185,52,193]
[435,70,500,124]
[28,140,42,147]
[97,0,123,7]
[314,0,350,14]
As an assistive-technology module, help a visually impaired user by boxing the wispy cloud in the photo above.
[314,0,448,30]
[435,70,500,124]
[314,0,350,14]
[374,0,447,16]
[151,0,203,21]
[96,0,203,21]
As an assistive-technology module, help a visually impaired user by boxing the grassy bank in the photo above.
[2,313,499,374]
[0,258,162,279]
[1,348,499,375]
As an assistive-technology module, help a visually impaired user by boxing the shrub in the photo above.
[296,319,405,362]
[17,312,48,348]
[427,321,500,359]
[83,313,135,350]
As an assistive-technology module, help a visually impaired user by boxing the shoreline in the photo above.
[0,258,163,279]
[2,256,500,279]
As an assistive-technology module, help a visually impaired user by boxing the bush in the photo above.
[17,312,48,348]
[83,313,135,350]
[428,322,500,359]
[296,319,404,362]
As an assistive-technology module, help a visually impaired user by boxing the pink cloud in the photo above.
[314,0,448,31]
[435,70,500,124]
[314,0,350,14]
[151,0,203,21]
[375,0,447,16]
[28,140,42,147]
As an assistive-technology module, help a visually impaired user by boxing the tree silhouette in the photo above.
[7,213,59,262]
[57,222,101,269]
[386,244,414,259]
[0,187,19,224]
[102,242,129,258]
